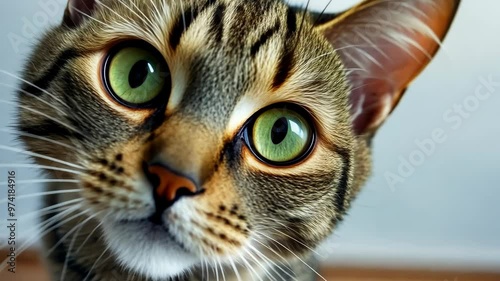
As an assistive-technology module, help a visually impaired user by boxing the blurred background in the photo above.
[0,0,499,279]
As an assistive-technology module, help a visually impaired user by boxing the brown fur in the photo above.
[15,0,459,280]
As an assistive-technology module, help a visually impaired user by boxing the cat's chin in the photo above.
[102,219,199,279]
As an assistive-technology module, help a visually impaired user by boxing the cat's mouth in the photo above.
[118,216,191,252]
[102,214,200,279]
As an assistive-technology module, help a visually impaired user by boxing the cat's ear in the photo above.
[63,0,96,28]
[315,0,460,135]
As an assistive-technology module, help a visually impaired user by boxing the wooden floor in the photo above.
[1,250,499,281]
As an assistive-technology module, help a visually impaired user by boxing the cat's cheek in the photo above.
[169,173,254,256]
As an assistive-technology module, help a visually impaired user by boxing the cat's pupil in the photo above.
[271,117,289,145]
[128,60,150,88]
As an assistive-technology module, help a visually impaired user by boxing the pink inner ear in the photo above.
[349,79,394,135]
[318,0,459,135]
[65,0,96,27]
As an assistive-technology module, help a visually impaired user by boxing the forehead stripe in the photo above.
[210,3,226,43]
[169,0,218,50]
[285,7,297,39]
[250,20,281,57]
[272,46,294,90]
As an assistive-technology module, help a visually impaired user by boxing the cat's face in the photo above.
[17,0,459,279]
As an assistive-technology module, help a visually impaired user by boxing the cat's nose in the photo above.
[146,164,201,211]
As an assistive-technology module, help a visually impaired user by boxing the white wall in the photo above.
[0,0,499,272]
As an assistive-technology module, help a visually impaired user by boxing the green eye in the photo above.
[248,105,315,165]
[104,42,170,107]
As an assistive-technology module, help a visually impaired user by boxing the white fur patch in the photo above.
[102,219,199,279]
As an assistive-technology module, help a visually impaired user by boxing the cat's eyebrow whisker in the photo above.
[149,0,163,26]
[72,7,114,29]
[95,0,151,39]
[0,163,82,175]
[189,0,195,32]
[115,0,155,35]
[292,0,312,54]
[0,145,84,170]
[179,0,187,33]
[253,231,327,281]
[312,0,334,27]
[127,0,159,35]
[0,70,69,108]
[0,83,70,115]
[0,189,80,204]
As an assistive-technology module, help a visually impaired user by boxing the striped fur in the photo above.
[15,0,459,280]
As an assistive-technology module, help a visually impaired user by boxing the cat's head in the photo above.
[17,0,459,279]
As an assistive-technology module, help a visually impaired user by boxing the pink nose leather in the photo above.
[148,165,197,202]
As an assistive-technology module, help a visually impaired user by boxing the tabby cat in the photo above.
[15,0,459,280]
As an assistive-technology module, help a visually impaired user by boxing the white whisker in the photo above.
[253,231,326,281]
[59,211,101,281]
[83,243,110,281]
[0,179,79,186]
[16,198,83,221]
[0,163,82,175]
[0,205,82,271]
[0,189,80,204]
[0,82,69,115]
[0,99,81,134]
[48,210,97,256]
[0,145,84,170]
[0,70,69,108]
[75,219,104,255]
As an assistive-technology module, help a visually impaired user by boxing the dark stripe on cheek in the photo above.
[21,49,79,96]
[18,119,82,139]
[335,148,351,214]
[272,48,294,89]
[169,0,217,50]
[250,21,280,57]
[211,4,225,43]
